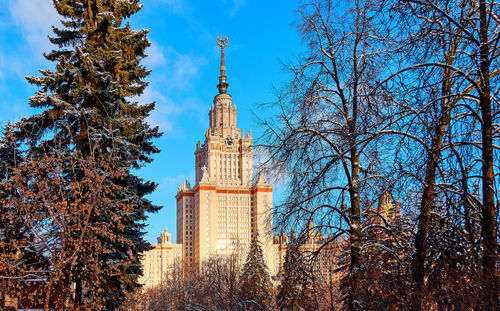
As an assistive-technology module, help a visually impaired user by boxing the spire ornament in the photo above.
[216,35,229,94]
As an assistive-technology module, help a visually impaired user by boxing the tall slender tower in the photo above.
[176,37,274,271]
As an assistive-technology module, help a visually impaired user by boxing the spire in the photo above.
[216,35,229,94]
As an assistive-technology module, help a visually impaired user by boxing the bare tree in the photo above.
[261,0,399,309]
[196,253,242,311]
[384,1,499,308]
[130,253,243,311]
[261,0,498,309]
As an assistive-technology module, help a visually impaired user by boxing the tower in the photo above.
[176,37,274,271]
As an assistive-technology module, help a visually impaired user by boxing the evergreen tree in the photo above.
[7,0,161,308]
[276,242,316,311]
[238,236,274,311]
[358,209,414,310]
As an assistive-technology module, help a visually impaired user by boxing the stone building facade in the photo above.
[139,228,182,288]
[175,37,275,273]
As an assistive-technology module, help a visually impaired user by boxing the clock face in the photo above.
[225,136,234,148]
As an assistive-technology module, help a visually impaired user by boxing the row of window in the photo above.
[219,212,249,217]
[217,223,249,228]
[218,196,250,201]
[217,217,249,222]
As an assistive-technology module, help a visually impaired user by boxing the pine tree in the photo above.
[238,236,274,311]
[276,242,316,311]
[7,0,161,308]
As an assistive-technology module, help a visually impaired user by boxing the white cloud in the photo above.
[180,97,206,121]
[162,175,188,184]
[135,44,207,136]
[149,99,181,133]
[0,0,59,80]
[151,47,206,91]
[0,47,31,86]
[144,41,167,68]
[135,87,204,137]
[253,145,287,187]
[168,52,205,90]
[157,170,195,190]
[135,87,180,132]
[10,0,60,53]
[158,175,188,191]
[145,94,206,136]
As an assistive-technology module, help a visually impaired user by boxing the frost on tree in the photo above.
[0,0,161,309]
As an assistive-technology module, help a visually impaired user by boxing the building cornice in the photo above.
[176,185,273,201]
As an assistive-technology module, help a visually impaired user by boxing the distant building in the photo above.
[140,37,346,287]
[271,221,344,283]
[175,36,276,273]
[139,228,182,288]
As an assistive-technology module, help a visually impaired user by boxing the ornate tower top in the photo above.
[216,35,229,94]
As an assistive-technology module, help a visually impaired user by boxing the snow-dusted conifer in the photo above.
[7,0,161,309]
[238,235,274,311]
[277,242,316,310]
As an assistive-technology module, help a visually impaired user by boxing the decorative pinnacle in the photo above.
[216,35,229,94]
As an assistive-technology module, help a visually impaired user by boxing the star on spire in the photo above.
[216,35,229,94]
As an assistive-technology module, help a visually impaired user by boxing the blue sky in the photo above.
[0,0,303,243]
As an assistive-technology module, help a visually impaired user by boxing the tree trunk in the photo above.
[74,276,82,311]
[44,276,54,311]
[349,151,362,311]
[478,1,498,309]
[411,40,457,307]
[411,112,451,299]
